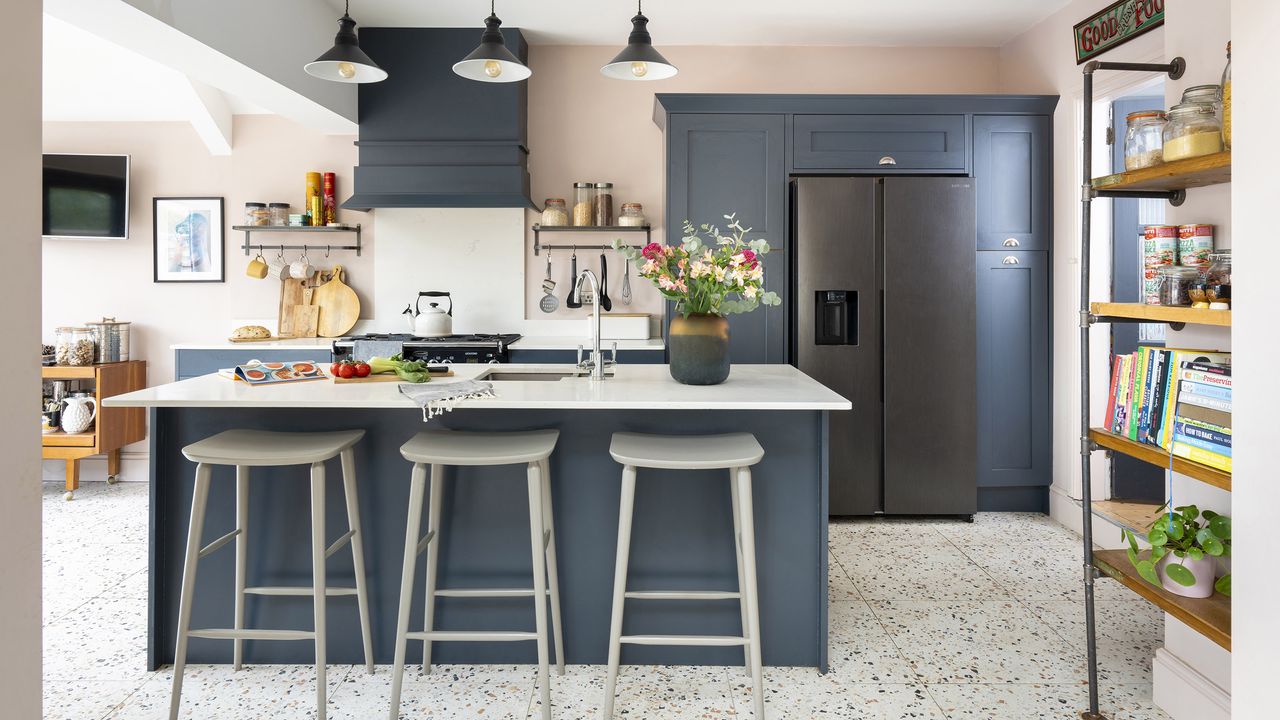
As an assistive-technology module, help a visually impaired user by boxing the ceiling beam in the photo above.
[184,79,234,155]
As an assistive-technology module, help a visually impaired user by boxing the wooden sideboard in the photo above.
[42,361,147,500]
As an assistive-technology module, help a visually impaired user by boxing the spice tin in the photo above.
[1178,224,1214,267]
[1142,226,1178,266]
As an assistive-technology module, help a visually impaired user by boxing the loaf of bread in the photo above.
[231,325,271,339]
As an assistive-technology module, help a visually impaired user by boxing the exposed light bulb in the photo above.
[484,60,503,78]
[630,61,648,78]
[337,62,357,79]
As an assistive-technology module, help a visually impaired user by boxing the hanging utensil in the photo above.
[539,251,559,313]
[621,255,634,305]
[598,251,613,312]
[565,247,582,308]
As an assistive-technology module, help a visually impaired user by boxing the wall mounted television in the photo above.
[42,153,130,240]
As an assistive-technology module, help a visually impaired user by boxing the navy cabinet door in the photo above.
[793,114,967,171]
[976,251,1051,501]
[666,114,787,363]
[973,115,1050,251]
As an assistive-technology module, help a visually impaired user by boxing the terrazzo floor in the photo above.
[42,480,1171,719]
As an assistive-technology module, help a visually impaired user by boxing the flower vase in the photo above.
[669,313,730,385]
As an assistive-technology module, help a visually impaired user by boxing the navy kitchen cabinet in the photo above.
[174,349,334,382]
[975,251,1051,509]
[973,115,1050,251]
[793,114,968,172]
[664,113,788,364]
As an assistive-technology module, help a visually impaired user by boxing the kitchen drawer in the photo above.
[174,349,333,381]
[793,114,967,171]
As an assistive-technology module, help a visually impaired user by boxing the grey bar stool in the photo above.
[602,432,767,720]
[169,429,374,720]
[390,429,565,720]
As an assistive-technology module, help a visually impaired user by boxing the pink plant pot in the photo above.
[1157,553,1216,598]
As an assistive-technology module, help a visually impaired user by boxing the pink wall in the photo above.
[41,115,368,384]
[521,44,1003,319]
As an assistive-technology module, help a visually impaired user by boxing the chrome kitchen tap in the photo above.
[573,269,616,379]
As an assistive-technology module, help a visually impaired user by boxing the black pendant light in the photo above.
[304,1,387,83]
[601,0,678,81]
[453,1,531,83]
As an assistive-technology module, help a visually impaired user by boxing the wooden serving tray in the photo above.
[226,336,284,343]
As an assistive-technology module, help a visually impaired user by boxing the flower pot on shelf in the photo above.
[669,313,730,385]
[1157,552,1217,599]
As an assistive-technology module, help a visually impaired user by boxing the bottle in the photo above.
[1221,41,1231,150]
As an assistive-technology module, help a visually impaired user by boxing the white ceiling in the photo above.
[43,14,267,123]
[327,0,1072,47]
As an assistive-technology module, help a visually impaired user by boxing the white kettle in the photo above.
[407,291,453,337]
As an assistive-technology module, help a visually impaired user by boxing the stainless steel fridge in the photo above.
[793,177,977,516]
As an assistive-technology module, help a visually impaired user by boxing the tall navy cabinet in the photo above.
[664,114,788,364]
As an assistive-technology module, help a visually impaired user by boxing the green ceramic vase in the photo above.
[669,313,730,385]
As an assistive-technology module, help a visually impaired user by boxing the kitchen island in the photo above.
[107,364,849,671]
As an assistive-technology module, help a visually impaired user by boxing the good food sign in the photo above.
[1074,0,1165,64]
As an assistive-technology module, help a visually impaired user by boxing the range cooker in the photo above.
[332,333,521,364]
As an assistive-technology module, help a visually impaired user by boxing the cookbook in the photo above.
[222,360,325,385]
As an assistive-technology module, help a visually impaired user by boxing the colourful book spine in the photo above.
[1177,391,1232,413]
[1183,361,1231,376]
[1162,352,1232,449]
[1146,350,1172,446]
[1173,419,1232,448]
[1180,380,1233,402]
[1139,348,1164,444]
[1115,355,1132,434]
[1172,440,1233,472]
[1104,358,1122,431]
[1128,351,1144,441]
[1173,431,1232,458]
[1178,369,1233,388]
[1178,415,1232,436]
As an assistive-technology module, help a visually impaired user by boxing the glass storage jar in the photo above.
[244,202,270,226]
[541,198,569,227]
[618,202,647,227]
[594,182,615,226]
[1221,42,1232,149]
[1163,103,1224,162]
[268,203,290,226]
[1158,266,1202,306]
[55,327,96,366]
[1180,84,1223,116]
[1204,249,1232,304]
[1124,110,1166,170]
[572,183,594,226]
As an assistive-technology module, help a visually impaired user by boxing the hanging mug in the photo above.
[267,250,290,280]
[290,249,314,280]
[246,252,269,279]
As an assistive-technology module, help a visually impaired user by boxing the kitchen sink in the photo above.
[481,370,577,382]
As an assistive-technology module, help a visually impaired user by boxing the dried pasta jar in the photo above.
[572,183,594,226]
[1163,103,1223,162]
[56,327,96,366]
[1124,110,1166,170]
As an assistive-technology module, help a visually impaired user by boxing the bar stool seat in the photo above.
[182,429,364,466]
[609,432,764,469]
[401,429,560,466]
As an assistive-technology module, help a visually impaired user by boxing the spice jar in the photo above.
[618,203,647,227]
[55,327,96,366]
[1163,103,1223,162]
[268,203,290,226]
[1158,266,1201,306]
[541,198,568,227]
[244,202,270,226]
[1221,42,1232,149]
[594,182,615,226]
[1204,250,1232,304]
[1124,110,1166,171]
[572,183,594,226]
[85,318,131,363]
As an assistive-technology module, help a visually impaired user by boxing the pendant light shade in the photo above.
[453,2,531,83]
[601,1,678,81]
[305,1,387,83]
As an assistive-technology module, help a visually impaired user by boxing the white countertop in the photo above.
[168,336,666,352]
[105,364,851,411]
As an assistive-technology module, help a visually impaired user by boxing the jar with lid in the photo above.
[55,327,96,366]
[1180,84,1223,115]
[541,199,569,227]
[572,183,595,226]
[1158,266,1201,306]
[1163,103,1223,162]
[594,182,615,226]
[1221,42,1232,149]
[1204,249,1231,304]
[85,318,131,363]
[244,202,270,226]
[268,203,290,226]
[1124,110,1166,170]
[618,203,647,227]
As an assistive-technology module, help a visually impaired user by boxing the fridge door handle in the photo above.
[1002,256,1020,265]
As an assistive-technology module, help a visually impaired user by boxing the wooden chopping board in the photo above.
[314,264,360,338]
[277,271,321,338]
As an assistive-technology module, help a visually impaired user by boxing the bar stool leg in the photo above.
[340,448,376,674]
[389,463,428,720]
[539,458,566,676]
[421,463,444,675]
[601,464,637,720]
[735,467,766,719]
[527,461,553,720]
[729,472,752,677]
[169,462,213,720]
[233,465,249,671]
[310,461,328,720]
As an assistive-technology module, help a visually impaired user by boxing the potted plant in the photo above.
[617,214,781,385]
[1122,504,1231,599]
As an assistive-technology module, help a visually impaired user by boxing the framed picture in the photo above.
[153,196,225,282]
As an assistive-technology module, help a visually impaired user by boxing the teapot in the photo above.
[404,291,453,337]
[61,394,97,435]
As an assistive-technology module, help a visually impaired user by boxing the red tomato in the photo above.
[330,362,343,376]
[353,362,371,378]
[337,363,356,379]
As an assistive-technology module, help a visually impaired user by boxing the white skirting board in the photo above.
[41,452,149,483]
[1154,647,1231,720]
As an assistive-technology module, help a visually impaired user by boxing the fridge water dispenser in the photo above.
[815,290,857,345]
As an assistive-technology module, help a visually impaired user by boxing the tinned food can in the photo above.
[1178,224,1214,267]
[1142,225,1178,266]
[1142,266,1163,305]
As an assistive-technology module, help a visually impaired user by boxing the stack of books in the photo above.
[1104,347,1231,472]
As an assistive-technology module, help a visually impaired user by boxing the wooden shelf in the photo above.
[42,431,96,447]
[1090,302,1231,327]
[42,365,98,379]
[1091,499,1164,538]
[1089,428,1231,492]
[1091,151,1231,192]
[1092,549,1231,651]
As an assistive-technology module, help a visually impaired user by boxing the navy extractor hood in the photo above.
[343,28,534,210]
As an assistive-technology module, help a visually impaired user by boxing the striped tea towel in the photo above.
[399,379,496,420]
